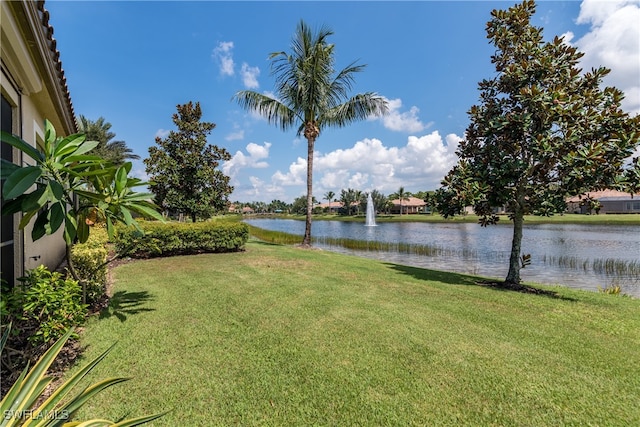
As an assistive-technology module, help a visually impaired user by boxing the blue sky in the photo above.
[46,0,639,203]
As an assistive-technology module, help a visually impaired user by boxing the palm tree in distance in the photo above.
[324,190,335,213]
[396,186,410,216]
[77,115,140,166]
[234,20,388,246]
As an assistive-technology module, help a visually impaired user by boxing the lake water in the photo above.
[245,218,640,297]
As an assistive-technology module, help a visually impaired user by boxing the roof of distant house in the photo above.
[390,197,426,206]
[566,190,638,202]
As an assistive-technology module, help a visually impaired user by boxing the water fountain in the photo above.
[365,193,377,226]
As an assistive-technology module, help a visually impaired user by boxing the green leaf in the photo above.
[1,195,29,216]
[32,208,49,241]
[112,412,169,427]
[45,202,65,235]
[19,185,49,212]
[48,180,65,202]
[34,344,118,420]
[77,215,90,243]
[61,154,104,163]
[0,329,73,418]
[72,139,100,157]
[18,209,38,230]
[105,216,115,241]
[44,119,57,152]
[0,158,20,179]
[3,166,42,199]
[64,213,78,246]
[115,165,128,195]
[119,206,134,225]
[127,203,164,222]
[120,192,154,202]
[74,189,106,203]
[53,133,85,159]
[1,130,43,162]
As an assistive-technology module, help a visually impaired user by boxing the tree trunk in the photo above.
[302,136,315,246]
[191,212,197,223]
[505,208,524,286]
[66,244,86,304]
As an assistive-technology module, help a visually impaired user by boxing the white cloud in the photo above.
[304,131,460,196]
[155,129,170,139]
[130,165,149,182]
[272,157,307,186]
[574,0,640,115]
[377,98,431,133]
[212,41,235,76]
[225,130,244,141]
[240,63,260,89]
[222,141,271,180]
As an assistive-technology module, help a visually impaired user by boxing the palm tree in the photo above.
[234,20,388,246]
[354,189,363,215]
[324,190,335,213]
[396,186,410,216]
[77,115,140,165]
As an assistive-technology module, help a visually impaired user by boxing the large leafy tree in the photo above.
[77,115,140,165]
[339,188,358,216]
[234,20,388,246]
[369,189,388,214]
[144,102,233,222]
[435,0,640,286]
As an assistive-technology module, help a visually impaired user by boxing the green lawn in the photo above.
[68,241,640,426]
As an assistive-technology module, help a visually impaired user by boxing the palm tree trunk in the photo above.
[302,136,315,246]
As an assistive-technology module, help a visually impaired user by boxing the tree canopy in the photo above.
[144,102,233,222]
[434,0,640,286]
[77,115,140,166]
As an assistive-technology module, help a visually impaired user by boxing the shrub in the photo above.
[71,227,109,305]
[8,266,87,348]
[115,221,249,258]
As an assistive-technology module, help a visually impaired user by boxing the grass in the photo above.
[267,212,640,225]
[67,241,640,426]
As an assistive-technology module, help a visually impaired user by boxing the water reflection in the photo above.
[246,219,640,297]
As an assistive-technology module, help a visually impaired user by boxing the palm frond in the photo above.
[232,91,297,132]
[321,92,389,129]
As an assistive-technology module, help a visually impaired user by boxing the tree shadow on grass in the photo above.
[99,290,156,322]
[385,263,576,301]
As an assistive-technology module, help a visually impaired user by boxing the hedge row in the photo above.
[115,221,249,259]
[71,226,109,305]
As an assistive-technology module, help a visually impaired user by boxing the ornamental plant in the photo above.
[0,327,165,427]
[1,120,164,300]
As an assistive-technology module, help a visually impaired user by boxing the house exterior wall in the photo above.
[390,197,426,214]
[1,0,76,286]
[600,199,640,214]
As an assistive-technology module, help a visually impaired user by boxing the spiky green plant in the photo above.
[0,327,166,427]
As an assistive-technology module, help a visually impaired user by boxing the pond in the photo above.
[245,218,640,297]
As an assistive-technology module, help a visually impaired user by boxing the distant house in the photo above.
[241,206,255,214]
[316,201,342,213]
[390,197,426,215]
[1,1,77,287]
[566,190,640,214]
